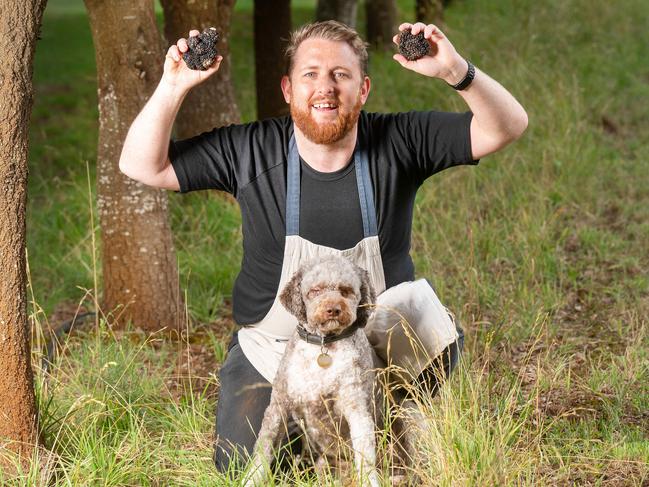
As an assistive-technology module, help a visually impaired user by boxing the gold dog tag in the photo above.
[317,352,332,368]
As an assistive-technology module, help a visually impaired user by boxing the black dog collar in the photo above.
[296,322,361,345]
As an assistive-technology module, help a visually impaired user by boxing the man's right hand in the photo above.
[119,29,222,190]
[163,29,223,93]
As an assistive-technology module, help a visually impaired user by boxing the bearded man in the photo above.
[119,20,527,471]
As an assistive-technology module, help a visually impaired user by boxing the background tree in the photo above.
[0,0,47,467]
[84,0,183,333]
[254,0,291,120]
[415,0,448,26]
[366,0,396,51]
[160,0,239,138]
[316,0,358,27]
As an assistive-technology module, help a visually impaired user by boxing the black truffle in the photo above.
[182,28,220,70]
[398,29,430,61]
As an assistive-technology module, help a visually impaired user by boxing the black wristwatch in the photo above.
[448,60,475,91]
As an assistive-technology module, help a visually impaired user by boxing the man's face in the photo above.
[281,38,371,145]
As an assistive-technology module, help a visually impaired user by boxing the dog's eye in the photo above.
[307,288,322,299]
[339,286,355,298]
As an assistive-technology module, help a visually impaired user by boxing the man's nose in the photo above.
[316,78,336,95]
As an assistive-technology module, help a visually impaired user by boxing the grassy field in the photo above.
[4,0,648,484]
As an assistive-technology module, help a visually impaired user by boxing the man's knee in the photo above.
[413,320,464,398]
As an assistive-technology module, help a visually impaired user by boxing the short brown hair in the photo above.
[285,20,369,77]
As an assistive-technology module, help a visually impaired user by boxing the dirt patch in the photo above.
[33,300,94,372]
[164,342,221,401]
[540,458,649,486]
[478,199,643,384]
[552,284,627,368]
[536,384,614,422]
[549,204,639,368]
[42,298,237,404]
[620,409,649,436]
[45,300,92,335]
[595,461,649,487]
[600,116,620,136]
[493,334,647,433]
[164,311,236,402]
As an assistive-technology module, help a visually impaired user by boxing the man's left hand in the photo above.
[393,22,467,85]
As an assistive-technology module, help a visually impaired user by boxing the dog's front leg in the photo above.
[244,395,288,487]
[343,406,381,487]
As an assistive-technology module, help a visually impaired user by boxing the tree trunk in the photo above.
[316,0,358,28]
[254,0,291,120]
[160,0,239,138]
[84,0,183,334]
[415,0,444,26]
[0,0,47,466]
[366,0,396,51]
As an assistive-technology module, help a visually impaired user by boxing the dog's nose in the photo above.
[325,305,341,318]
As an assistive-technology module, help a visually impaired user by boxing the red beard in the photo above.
[290,94,362,145]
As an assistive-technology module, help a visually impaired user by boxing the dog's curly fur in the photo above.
[244,255,382,486]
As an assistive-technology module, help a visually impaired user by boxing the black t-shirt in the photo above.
[299,157,363,250]
[169,110,478,325]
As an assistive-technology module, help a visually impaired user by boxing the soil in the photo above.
[540,458,649,486]
[41,299,237,404]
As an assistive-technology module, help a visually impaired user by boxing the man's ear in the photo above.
[360,75,371,105]
[281,75,291,104]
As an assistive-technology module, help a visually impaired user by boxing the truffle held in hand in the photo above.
[397,29,431,61]
[182,28,220,70]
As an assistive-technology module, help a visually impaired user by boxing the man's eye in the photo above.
[334,72,348,79]
[304,72,316,78]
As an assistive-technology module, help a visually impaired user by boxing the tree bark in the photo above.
[0,0,47,466]
[84,0,183,334]
[254,0,291,120]
[415,0,445,26]
[316,0,358,28]
[366,0,396,51]
[160,0,239,138]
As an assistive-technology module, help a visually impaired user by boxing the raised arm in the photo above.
[118,30,222,190]
[393,22,528,160]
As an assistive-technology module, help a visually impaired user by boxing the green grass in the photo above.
[9,0,649,484]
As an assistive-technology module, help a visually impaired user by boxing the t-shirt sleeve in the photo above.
[168,126,239,195]
[391,110,478,183]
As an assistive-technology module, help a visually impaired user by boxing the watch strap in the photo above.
[448,60,475,91]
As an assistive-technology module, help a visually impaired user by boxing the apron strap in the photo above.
[355,140,378,237]
[286,131,377,238]
[286,135,301,236]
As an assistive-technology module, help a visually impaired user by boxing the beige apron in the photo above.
[238,132,458,383]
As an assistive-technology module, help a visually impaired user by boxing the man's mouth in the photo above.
[312,102,339,111]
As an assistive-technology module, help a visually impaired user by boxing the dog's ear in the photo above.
[279,268,307,323]
[355,266,376,328]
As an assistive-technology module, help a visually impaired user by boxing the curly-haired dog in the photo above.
[244,255,381,487]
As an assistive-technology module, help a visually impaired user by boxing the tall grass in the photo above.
[9,0,648,484]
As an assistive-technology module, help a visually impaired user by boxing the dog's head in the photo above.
[279,256,376,336]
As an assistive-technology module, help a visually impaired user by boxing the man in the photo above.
[119,20,527,471]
